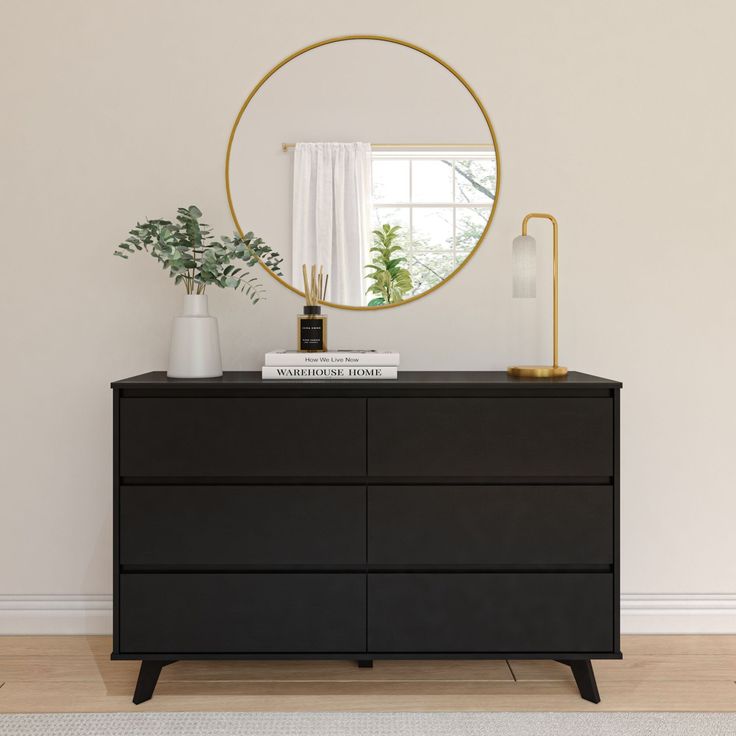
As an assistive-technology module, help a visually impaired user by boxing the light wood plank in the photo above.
[0,636,110,657]
[1,679,735,713]
[510,655,736,682]
[597,656,736,682]
[5,635,733,657]
[0,656,137,683]
[0,657,513,683]
[507,660,574,682]
[2,637,736,712]
[167,660,514,682]
[622,635,736,655]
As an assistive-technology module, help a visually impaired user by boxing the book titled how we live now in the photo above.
[262,350,399,380]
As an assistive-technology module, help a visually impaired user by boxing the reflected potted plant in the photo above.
[114,205,282,378]
[365,224,413,306]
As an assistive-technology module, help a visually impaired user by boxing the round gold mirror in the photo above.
[226,36,500,310]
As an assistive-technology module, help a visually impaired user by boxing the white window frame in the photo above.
[371,150,496,290]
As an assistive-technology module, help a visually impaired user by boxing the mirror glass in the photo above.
[227,37,499,309]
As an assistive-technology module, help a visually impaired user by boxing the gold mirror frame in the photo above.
[225,35,501,311]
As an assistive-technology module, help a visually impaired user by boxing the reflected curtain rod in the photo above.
[281,142,493,151]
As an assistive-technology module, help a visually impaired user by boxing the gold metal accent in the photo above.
[282,142,493,152]
[507,213,568,379]
[507,365,568,378]
[225,35,501,311]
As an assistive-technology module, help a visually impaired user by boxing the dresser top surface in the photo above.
[112,370,621,389]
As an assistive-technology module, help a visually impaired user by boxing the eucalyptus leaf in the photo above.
[113,205,283,302]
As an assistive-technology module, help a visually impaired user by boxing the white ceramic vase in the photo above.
[167,294,223,378]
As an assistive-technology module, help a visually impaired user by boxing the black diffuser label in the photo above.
[300,319,324,350]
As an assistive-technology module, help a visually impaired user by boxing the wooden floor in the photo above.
[1,636,735,712]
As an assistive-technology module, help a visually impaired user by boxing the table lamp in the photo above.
[507,212,568,378]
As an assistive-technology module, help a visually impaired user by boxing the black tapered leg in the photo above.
[132,660,175,704]
[357,659,373,668]
[557,659,600,703]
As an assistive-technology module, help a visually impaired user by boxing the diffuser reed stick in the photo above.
[302,264,310,304]
[298,263,328,351]
[302,263,328,306]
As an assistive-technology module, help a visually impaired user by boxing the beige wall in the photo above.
[1,0,735,632]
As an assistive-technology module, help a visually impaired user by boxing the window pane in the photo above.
[412,208,453,251]
[372,159,409,203]
[372,207,410,238]
[411,159,453,203]
[456,207,490,251]
[407,252,456,295]
[454,158,496,204]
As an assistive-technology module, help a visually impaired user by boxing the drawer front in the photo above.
[367,398,612,477]
[121,485,365,567]
[368,485,612,566]
[120,573,365,653]
[368,573,612,652]
[120,398,365,477]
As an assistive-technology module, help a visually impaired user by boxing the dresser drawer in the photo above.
[121,485,365,567]
[120,398,365,477]
[368,485,612,566]
[368,573,612,652]
[120,574,365,653]
[367,398,612,477]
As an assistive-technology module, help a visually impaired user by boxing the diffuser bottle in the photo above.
[299,264,328,352]
[298,305,327,352]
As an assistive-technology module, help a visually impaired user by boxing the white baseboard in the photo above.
[0,595,112,635]
[620,594,736,634]
[1,594,735,636]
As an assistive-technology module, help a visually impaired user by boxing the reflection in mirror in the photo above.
[227,38,499,309]
[371,149,495,304]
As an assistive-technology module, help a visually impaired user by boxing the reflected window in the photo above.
[371,150,496,297]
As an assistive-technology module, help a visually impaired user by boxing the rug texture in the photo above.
[1,712,735,735]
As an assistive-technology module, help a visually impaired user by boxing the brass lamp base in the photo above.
[507,365,568,378]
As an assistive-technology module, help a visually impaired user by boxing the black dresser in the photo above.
[111,371,621,703]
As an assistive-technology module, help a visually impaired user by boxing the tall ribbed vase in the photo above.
[167,294,223,378]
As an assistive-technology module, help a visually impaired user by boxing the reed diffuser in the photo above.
[298,264,328,352]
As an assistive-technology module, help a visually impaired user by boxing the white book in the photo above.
[262,366,398,380]
[265,350,400,367]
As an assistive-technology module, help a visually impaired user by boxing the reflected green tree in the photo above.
[365,225,413,306]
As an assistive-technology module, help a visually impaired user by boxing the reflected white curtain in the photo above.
[292,142,372,305]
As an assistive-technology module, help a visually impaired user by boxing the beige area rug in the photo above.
[1,711,736,735]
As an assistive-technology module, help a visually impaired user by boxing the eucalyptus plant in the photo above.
[365,224,413,306]
[114,206,283,304]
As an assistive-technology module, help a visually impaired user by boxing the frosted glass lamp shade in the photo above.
[512,234,536,298]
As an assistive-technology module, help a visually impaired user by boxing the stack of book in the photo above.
[262,350,400,380]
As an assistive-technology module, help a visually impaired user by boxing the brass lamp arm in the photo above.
[521,213,559,368]
[507,212,566,378]
[522,212,558,236]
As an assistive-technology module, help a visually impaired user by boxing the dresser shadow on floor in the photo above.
[94,656,579,699]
